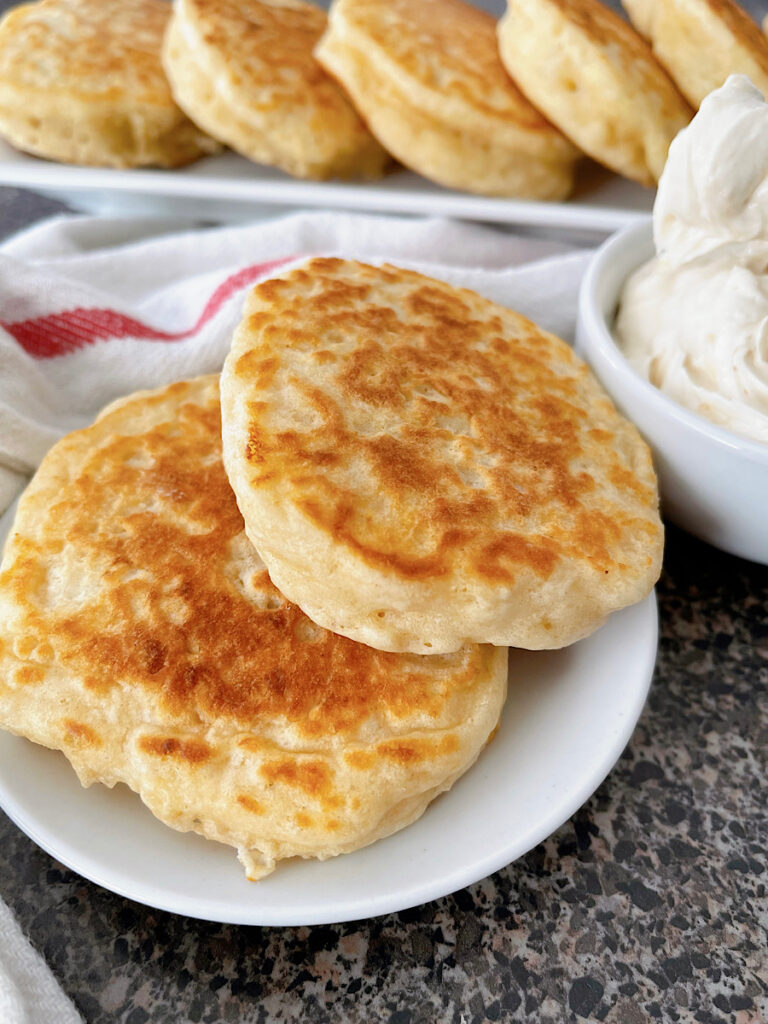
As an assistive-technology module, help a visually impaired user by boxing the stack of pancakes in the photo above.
[0,260,664,878]
[1,0,767,195]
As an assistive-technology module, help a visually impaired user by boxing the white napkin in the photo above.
[0,210,591,515]
[0,211,592,1021]
[0,901,82,1024]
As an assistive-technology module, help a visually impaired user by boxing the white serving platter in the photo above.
[0,141,654,235]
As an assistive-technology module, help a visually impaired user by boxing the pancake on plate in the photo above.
[0,376,507,879]
[314,0,579,199]
[162,0,388,180]
[622,0,768,108]
[221,259,663,655]
[497,0,692,186]
[0,0,219,168]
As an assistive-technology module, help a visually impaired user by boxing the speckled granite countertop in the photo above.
[0,185,766,1024]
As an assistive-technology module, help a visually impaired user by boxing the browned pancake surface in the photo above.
[222,260,663,653]
[335,0,552,131]
[622,0,768,107]
[0,376,506,875]
[0,0,218,165]
[0,0,174,99]
[162,0,388,179]
[235,259,657,583]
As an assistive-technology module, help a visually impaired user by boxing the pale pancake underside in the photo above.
[0,376,507,878]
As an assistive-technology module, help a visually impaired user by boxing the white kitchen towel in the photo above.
[0,900,82,1024]
[0,210,592,515]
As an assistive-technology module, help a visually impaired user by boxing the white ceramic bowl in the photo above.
[576,218,768,565]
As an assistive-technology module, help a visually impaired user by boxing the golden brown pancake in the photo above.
[622,0,768,108]
[0,0,219,167]
[314,0,579,199]
[221,259,663,655]
[162,0,389,180]
[0,376,507,879]
[497,0,692,186]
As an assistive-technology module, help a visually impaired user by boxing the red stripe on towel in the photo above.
[1,255,294,359]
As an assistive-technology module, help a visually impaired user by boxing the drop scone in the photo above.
[314,0,579,199]
[622,0,768,108]
[0,0,219,168]
[0,376,507,879]
[497,0,692,186]
[162,0,388,180]
[221,260,663,655]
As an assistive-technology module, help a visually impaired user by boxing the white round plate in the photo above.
[0,502,657,925]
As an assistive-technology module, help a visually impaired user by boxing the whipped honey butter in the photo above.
[616,75,768,444]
